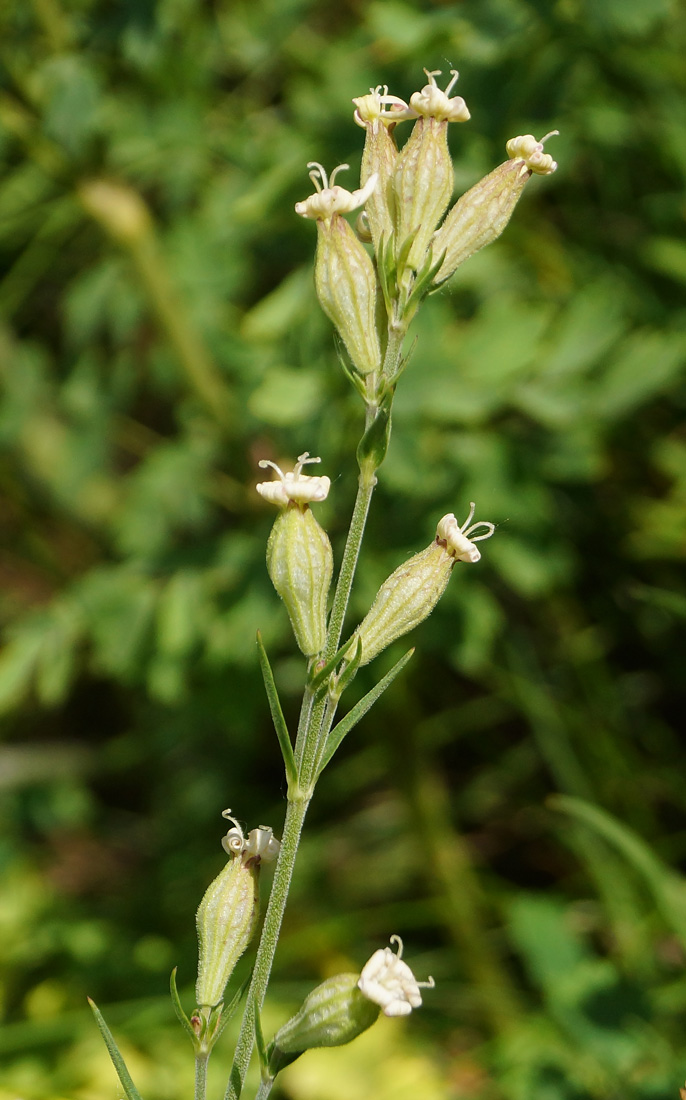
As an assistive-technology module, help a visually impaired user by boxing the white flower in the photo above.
[220,810,280,864]
[358,935,435,1017]
[436,504,495,563]
[256,452,331,507]
[506,131,559,175]
[295,162,378,221]
[409,69,470,123]
[352,85,414,128]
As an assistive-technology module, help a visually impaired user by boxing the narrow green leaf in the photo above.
[375,234,395,313]
[87,998,144,1100]
[316,648,414,778]
[215,972,253,1043]
[549,794,686,948]
[309,633,357,693]
[170,967,197,1044]
[331,636,363,700]
[256,632,298,789]
[356,391,393,471]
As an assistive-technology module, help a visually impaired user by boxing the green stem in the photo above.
[226,321,409,1099]
[255,1078,274,1100]
[323,453,377,663]
[225,796,309,1100]
[195,1052,209,1100]
[293,686,316,773]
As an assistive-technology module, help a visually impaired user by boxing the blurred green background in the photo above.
[1,0,686,1097]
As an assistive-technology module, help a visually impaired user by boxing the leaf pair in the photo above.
[257,631,413,792]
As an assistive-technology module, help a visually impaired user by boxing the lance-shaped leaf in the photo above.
[308,633,357,694]
[214,972,253,1045]
[170,967,198,1045]
[330,637,363,701]
[256,631,298,791]
[356,391,393,472]
[88,998,144,1100]
[315,648,413,778]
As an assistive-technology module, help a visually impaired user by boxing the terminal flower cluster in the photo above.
[294,66,558,385]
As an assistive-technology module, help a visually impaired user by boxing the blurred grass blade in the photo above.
[549,794,686,948]
[256,632,298,789]
[170,967,197,1043]
[316,648,414,777]
[87,998,144,1100]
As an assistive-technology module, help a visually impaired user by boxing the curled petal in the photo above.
[436,505,495,563]
[409,68,470,123]
[257,453,331,507]
[353,85,415,128]
[358,936,435,1018]
[295,163,379,220]
[506,131,559,175]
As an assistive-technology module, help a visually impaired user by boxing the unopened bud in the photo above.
[353,86,411,255]
[196,812,279,1008]
[296,163,381,376]
[354,505,494,664]
[269,973,380,1074]
[391,71,468,278]
[257,454,333,657]
[432,131,558,285]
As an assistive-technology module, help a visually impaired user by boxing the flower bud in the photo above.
[269,973,380,1073]
[196,812,279,1008]
[354,504,494,665]
[257,454,333,657]
[315,213,382,376]
[432,131,558,285]
[392,71,469,277]
[353,86,412,255]
[296,163,382,376]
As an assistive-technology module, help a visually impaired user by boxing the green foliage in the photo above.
[1,0,686,1097]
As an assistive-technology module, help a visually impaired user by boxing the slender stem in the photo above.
[255,1078,274,1100]
[225,796,309,1100]
[195,1052,209,1100]
[293,686,316,773]
[323,455,377,663]
[226,317,409,1100]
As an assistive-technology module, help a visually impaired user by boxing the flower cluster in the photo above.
[294,67,557,389]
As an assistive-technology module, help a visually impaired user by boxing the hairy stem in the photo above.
[225,795,309,1100]
[194,1052,209,1100]
[323,451,378,662]
[227,317,408,1099]
[255,1078,275,1100]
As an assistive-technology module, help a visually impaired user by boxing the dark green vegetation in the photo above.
[1,0,686,1097]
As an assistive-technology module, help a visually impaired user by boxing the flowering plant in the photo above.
[89,67,556,1100]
